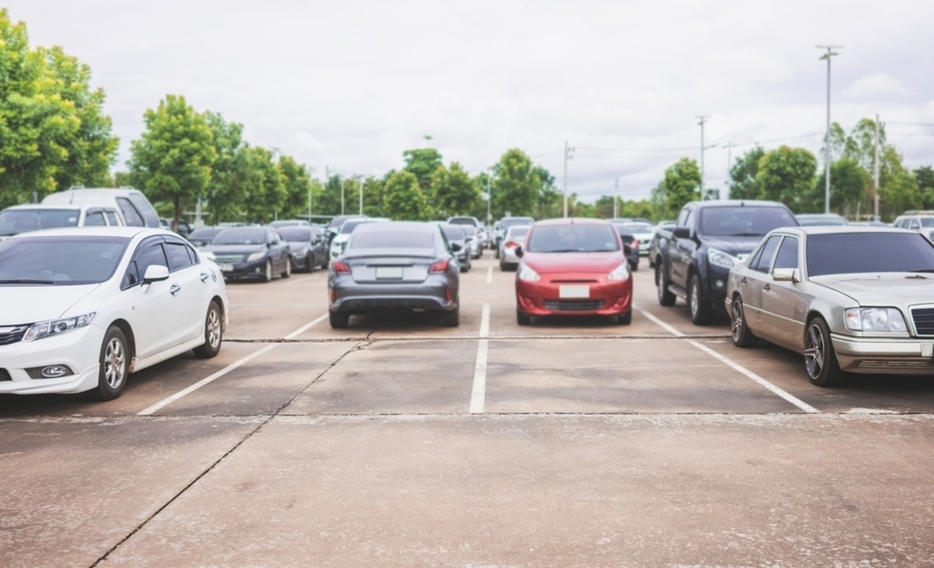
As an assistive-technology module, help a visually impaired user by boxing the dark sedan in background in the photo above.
[277,226,328,272]
[328,222,461,328]
[203,227,291,282]
[612,223,640,271]
[186,226,225,248]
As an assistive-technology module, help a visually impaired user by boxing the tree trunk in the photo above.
[173,195,181,233]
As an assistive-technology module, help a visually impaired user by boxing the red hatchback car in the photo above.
[514,218,633,325]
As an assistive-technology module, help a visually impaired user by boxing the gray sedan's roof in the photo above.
[770,226,914,236]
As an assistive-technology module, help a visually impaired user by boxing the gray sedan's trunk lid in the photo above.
[344,248,437,283]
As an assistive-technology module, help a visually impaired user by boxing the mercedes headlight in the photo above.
[23,313,96,342]
[844,307,908,332]
[608,262,630,281]
[247,251,266,262]
[517,264,540,282]
[707,248,739,270]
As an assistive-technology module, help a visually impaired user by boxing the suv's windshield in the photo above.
[808,233,934,276]
[699,207,797,237]
[0,236,129,285]
[441,225,465,240]
[0,209,80,236]
[339,219,370,235]
[500,218,534,231]
[212,228,266,245]
[527,224,620,253]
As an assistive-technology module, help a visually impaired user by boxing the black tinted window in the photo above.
[752,236,782,274]
[0,209,80,235]
[699,207,797,237]
[350,231,435,249]
[116,198,145,226]
[773,237,799,270]
[278,227,312,241]
[105,211,120,225]
[808,233,934,276]
[133,242,168,281]
[441,225,465,240]
[166,242,194,272]
[128,194,160,228]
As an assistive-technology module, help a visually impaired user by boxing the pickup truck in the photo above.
[654,200,799,325]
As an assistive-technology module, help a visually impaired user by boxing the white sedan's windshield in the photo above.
[0,237,130,285]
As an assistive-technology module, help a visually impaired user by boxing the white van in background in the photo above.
[0,204,125,240]
[42,187,161,229]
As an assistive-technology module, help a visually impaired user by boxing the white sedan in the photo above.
[0,227,228,400]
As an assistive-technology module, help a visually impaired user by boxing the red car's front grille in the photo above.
[543,300,605,311]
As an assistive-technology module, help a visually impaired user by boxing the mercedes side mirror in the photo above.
[772,268,800,283]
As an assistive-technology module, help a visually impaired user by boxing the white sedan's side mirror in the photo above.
[143,264,170,283]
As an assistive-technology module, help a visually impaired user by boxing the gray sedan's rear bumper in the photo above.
[331,281,456,312]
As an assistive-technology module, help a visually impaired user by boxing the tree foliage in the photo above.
[492,149,541,218]
[403,148,443,191]
[728,146,765,200]
[0,10,118,208]
[432,162,481,217]
[755,146,817,213]
[659,158,701,217]
[383,171,429,220]
[128,95,216,230]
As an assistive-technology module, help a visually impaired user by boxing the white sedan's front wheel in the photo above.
[194,301,223,359]
[93,326,129,401]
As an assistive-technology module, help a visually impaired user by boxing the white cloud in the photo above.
[842,73,914,98]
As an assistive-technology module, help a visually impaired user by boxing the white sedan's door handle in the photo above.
[170,283,181,296]
[200,271,209,282]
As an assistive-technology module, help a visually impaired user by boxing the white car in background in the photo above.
[0,227,228,400]
[623,221,655,257]
[499,225,531,271]
[0,204,125,240]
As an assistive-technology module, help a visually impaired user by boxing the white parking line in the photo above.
[470,304,491,413]
[138,313,329,416]
[634,305,820,414]
[486,266,493,284]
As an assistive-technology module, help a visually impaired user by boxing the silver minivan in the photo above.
[42,187,161,229]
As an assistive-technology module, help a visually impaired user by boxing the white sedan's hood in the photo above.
[0,284,100,325]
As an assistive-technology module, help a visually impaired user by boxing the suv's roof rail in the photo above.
[902,211,934,216]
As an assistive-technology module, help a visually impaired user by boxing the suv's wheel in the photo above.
[656,264,676,307]
[805,317,845,387]
[92,326,129,401]
[193,301,223,358]
[688,273,714,325]
[730,296,757,347]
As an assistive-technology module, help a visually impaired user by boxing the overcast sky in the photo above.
[6,0,934,201]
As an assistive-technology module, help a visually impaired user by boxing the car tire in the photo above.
[193,301,223,359]
[688,273,714,325]
[729,296,757,348]
[517,309,531,326]
[92,325,129,401]
[649,257,656,269]
[281,259,291,279]
[805,317,845,387]
[329,311,350,329]
[630,261,639,272]
[262,260,273,283]
[617,310,632,325]
[656,264,676,307]
[441,307,460,327]
[305,257,314,273]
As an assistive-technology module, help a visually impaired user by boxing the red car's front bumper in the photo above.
[515,273,632,317]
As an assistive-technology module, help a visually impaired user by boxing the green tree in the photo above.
[383,170,429,220]
[492,149,540,218]
[203,112,249,224]
[278,155,312,219]
[128,95,216,230]
[661,158,701,216]
[915,166,934,210]
[432,162,481,217]
[878,147,920,219]
[812,158,869,215]
[755,146,817,213]
[728,146,765,200]
[403,148,443,191]
[242,146,285,223]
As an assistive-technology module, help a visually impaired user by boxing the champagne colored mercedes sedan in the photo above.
[0,227,228,400]
[726,226,934,386]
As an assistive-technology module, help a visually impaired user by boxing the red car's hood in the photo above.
[523,251,624,274]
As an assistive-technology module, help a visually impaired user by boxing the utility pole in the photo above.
[697,117,707,200]
[307,166,315,222]
[614,179,619,218]
[486,170,492,226]
[358,175,364,216]
[818,45,842,214]
[874,114,881,221]
[725,142,734,199]
[563,141,574,218]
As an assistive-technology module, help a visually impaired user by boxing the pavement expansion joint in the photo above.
[225,333,732,344]
[271,412,934,424]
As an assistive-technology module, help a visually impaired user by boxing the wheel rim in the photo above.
[104,337,126,389]
[690,279,699,316]
[731,300,744,342]
[286,260,291,276]
[804,323,825,379]
[206,307,221,349]
[266,261,272,280]
[656,268,665,299]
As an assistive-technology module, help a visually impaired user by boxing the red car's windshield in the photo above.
[526,224,620,253]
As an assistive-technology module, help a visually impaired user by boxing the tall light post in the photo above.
[613,178,619,218]
[562,141,575,217]
[696,116,708,199]
[357,175,364,216]
[818,45,842,214]
[306,166,316,222]
[486,169,493,226]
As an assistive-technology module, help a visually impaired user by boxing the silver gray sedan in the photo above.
[726,226,934,386]
[328,221,461,328]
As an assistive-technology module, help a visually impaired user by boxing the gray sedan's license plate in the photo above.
[559,285,590,299]
[375,266,403,279]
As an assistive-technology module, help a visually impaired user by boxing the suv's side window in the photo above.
[116,197,145,227]
[909,219,921,230]
[772,236,799,271]
[128,193,160,228]
[105,210,120,226]
[752,236,782,274]
[676,208,689,226]
[123,239,168,288]
[84,211,106,226]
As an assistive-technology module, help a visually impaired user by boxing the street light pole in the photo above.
[874,114,881,221]
[818,45,842,215]
[358,175,364,216]
[562,142,574,218]
[697,116,707,200]
[614,179,619,218]
[486,169,492,226]
[340,177,345,215]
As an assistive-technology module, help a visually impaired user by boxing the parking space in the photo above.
[5,253,934,566]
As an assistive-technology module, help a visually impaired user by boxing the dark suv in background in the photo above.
[654,200,798,325]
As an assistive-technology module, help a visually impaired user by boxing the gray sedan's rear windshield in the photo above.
[527,225,620,253]
[0,236,129,285]
[0,209,80,235]
[808,233,934,276]
[350,231,435,249]
[700,207,797,237]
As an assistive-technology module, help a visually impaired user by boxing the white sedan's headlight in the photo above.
[517,263,540,282]
[844,307,908,332]
[708,248,739,270]
[607,262,630,281]
[23,313,96,342]
[247,251,266,262]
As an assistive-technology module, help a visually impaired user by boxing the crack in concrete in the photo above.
[225,333,731,344]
